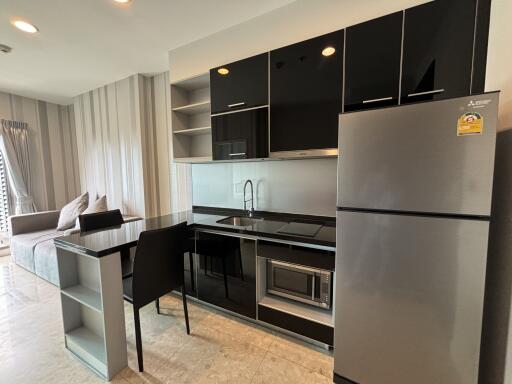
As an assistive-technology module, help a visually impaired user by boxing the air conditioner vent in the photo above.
[0,44,12,54]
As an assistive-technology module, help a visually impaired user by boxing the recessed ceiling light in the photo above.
[12,20,39,34]
[322,46,336,57]
[218,68,229,75]
[113,0,132,3]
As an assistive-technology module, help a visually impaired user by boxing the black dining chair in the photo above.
[122,222,190,372]
[78,209,133,278]
[78,209,124,232]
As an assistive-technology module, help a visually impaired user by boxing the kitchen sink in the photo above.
[217,216,263,227]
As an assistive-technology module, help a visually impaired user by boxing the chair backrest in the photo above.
[132,222,187,308]
[79,209,124,233]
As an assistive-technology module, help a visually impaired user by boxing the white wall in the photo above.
[74,73,173,218]
[0,91,79,211]
[169,0,428,83]
[140,72,173,218]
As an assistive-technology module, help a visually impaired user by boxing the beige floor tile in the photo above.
[268,333,334,379]
[251,352,332,384]
[1,257,335,384]
[200,310,276,350]
[151,323,266,384]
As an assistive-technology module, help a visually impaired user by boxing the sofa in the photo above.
[9,210,140,286]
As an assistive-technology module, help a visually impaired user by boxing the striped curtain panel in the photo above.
[0,119,36,214]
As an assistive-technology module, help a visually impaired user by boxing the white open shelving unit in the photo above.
[56,247,127,380]
[171,73,212,163]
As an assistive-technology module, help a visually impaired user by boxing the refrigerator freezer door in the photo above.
[337,93,498,216]
[334,211,488,384]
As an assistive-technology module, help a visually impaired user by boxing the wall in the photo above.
[74,73,172,218]
[140,72,173,218]
[168,0,428,83]
[479,0,512,383]
[0,91,79,211]
[192,158,337,217]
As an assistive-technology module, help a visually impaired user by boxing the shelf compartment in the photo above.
[173,126,211,136]
[172,73,210,91]
[172,100,210,115]
[258,294,333,327]
[258,303,334,346]
[61,285,102,313]
[66,326,107,377]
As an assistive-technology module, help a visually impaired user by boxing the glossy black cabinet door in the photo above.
[401,0,476,104]
[344,12,403,112]
[270,30,343,153]
[212,107,268,160]
[196,232,256,319]
[210,53,268,114]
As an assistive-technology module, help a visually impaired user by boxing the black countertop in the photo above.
[54,207,336,257]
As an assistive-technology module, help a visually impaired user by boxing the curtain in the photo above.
[0,119,36,214]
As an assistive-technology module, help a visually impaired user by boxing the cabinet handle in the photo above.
[229,152,246,157]
[362,96,393,104]
[228,102,246,108]
[407,89,445,97]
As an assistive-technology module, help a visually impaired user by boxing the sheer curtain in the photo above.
[0,119,36,214]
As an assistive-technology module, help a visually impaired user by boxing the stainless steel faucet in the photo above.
[243,179,255,217]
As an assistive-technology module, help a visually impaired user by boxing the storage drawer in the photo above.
[258,240,335,270]
[258,304,334,345]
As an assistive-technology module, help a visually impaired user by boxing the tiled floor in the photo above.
[0,256,333,383]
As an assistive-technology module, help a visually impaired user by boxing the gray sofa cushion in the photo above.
[57,192,89,231]
[34,239,61,286]
[10,229,65,274]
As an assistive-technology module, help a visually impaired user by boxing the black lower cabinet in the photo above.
[183,230,197,296]
[195,232,256,319]
[258,305,334,345]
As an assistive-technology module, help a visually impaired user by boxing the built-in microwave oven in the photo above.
[266,259,332,309]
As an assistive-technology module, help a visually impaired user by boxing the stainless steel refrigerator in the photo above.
[334,92,499,384]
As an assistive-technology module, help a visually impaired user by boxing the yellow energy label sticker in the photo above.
[457,112,483,136]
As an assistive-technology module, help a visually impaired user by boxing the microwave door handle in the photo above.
[270,259,322,274]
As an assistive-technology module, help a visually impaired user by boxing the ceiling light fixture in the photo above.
[12,20,39,34]
[113,0,132,3]
[218,68,229,75]
[322,46,336,57]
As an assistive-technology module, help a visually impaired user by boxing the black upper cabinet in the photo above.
[270,31,344,153]
[344,12,403,112]
[212,107,268,160]
[210,53,268,114]
[401,0,476,104]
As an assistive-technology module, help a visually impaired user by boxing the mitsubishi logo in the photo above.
[468,99,492,108]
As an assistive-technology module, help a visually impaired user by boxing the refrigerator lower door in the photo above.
[334,210,489,384]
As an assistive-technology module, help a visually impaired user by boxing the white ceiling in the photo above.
[0,0,295,105]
